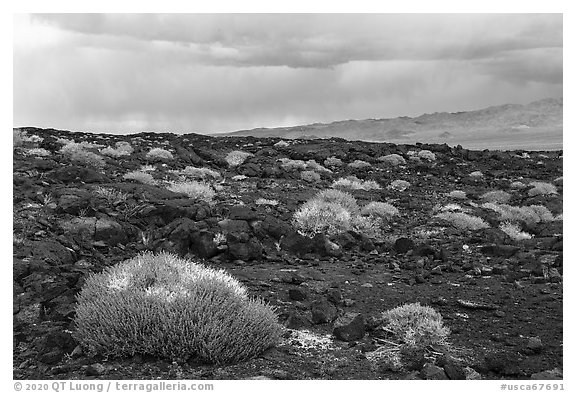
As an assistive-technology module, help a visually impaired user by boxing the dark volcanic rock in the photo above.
[310,298,338,324]
[394,237,415,254]
[333,312,365,341]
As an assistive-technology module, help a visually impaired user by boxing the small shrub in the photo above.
[482,203,555,225]
[94,186,128,205]
[350,215,381,238]
[315,189,359,213]
[527,181,557,196]
[101,142,134,158]
[510,181,527,189]
[279,158,307,171]
[14,130,43,147]
[500,222,532,241]
[434,212,490,231]
[60,143,105,168]
[292,200,352,238]
[448,190,467,200]
[361,202,399,219]
[301,170,321,183]
[146,148,174,161]
[255,198,278,206]
[332,176,381,191]
[480,190,512,204]
[181,166,221,180]
[348,160,372,169]
[305,160,331,173]
[324,156,344,167]
[24,147,51,157]
[469,171,483,178]
[226,150,253,167]
[73,252,282,364]
[417,150,436,161]
[123,171,157,185]
[167,181,215,202]
[378,154,406,166]
[440,203,462,212]
[382,303,450,348]
[273,140,290,148]
[388,180,410,192]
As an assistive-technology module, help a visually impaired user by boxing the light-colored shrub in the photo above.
[448,190,467,200]
[123,171,157,185]
[361,202,399,219]
[315,189,359,213]
[181,166,221,180]
[167,181,215,202]
[273,140,290,148]
[510,181,527,189]
[292,200,352,238]
[24,148,51,157]
[73,251,282,364]
[14,130,43,147]
[499,222,532,241]
[382,303,450,348]
[417,150,436,161]
[94,186,128,205]
[388,180,411,192]
[279,158,307,171]
[100,141,134,158]
[528,181,557,196]
[60,143,105,168]
[440,203,463,212]
[482,203,555,225]
[305,160,331,173]
[146,148,174,161]
[434,212,490,230]
[469,171,484,178]
[350,215,381,238]
[378,154,406,166]
[332,176,381,191]
[324,156,344,167]
[348,160,372,169]
[226,150,253,167]
[255,198,279,206]
[480,190,512,204]
[301,170,321,183]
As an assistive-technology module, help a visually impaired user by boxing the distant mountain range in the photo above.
[220,98,562,151]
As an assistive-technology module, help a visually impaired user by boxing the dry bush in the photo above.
[382,303,450,348]
[60,143,105,168]
[226,150,253,167]
[348,160,372,169]
[146,148,174,161]
[417,150,436,161]
[332,176,381,191]
[528,181,557,196]
[24,148,51,157]
[101,141,134,158]
[388,180,411,191]
[378,154,406,166]
[167,181,215,202]
[181,166,222,180]
[279,158,307,171]
[301,170,321,182]
[499,222,533,241]
[315,189,359,213]
[447,190,467,200]
[434,212,490,231]
[361,202,399,219]
[324,156,344,167]
[480,190,512,204]
[123,170,157,185]
[292,200,352,238]
[469,171,483,178]
[74,252,282,364]
[481,203,555,225]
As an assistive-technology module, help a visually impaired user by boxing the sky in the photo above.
[13,13,563,134]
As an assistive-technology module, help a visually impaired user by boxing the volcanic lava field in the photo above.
[13,127,563,380]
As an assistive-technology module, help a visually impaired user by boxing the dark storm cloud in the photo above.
[14,14,562,134]
[32,14,562,68]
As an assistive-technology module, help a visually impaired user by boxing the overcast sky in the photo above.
[13,13,562,134]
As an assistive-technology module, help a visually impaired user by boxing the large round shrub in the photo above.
[74,252,283,364]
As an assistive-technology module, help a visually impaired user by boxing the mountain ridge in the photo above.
[219,98,562,151]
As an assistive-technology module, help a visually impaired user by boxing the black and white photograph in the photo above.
[11,8,565,388]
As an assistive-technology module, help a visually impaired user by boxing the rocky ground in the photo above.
[13,127,563,380]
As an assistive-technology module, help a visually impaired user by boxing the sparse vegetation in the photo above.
[123,170,157,185]
[60,142,105,168]
[378,154,406,166]
[100,141,134,157]
[381,303,450,348]
[448,190,467,200]
[146,147,174,161]
[226,150,253,167]
[434,212,490,230]
[388,180,410,191]
[482,203,556,225]
[417,150,436,161]
[361,202,399,219]
[348,160,372,169]
[166,181,215,202]
[73,252,283,364]
[527,181,557,196]
[480,190,512,204]
[500,222,533,241]
[301,170,321,182]
[324,156,344,167]
[332,176,381,191]
[180,166,222,180]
